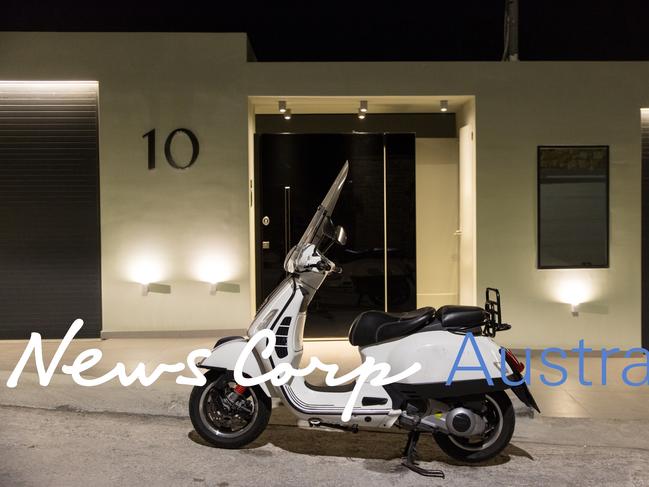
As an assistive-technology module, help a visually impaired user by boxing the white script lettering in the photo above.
[6,319,211,388]
[234,329,421,422]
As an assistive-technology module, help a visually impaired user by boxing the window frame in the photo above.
[537,145,610,270]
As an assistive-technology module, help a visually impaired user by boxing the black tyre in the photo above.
[433,391,515,463]
[189,370,271,449]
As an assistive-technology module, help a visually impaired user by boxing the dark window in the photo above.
[538,146,609,269]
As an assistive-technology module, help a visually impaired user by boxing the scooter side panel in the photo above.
[287,376,393,409]
[247,276,305,369]
[281,376,399,427]
[199,339,272,397]
[359,330,512,385]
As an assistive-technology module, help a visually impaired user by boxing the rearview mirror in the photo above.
[335,226,347,246]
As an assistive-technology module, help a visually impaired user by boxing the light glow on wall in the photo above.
[0,81,98,90]
[547,271,607,317]
[127,254,167,285]
[556,279,590,307]
[543,268,608,317]
[193,254,235,285]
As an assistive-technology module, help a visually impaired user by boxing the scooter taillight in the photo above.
[504,349,525,374]
[233,384,247,395]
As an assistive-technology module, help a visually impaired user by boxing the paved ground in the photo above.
[1,337,648,486]
[1,405,648,487]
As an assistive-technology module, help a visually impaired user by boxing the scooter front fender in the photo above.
[199,336,272,397]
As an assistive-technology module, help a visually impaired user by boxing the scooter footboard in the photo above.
[199,336,272,397]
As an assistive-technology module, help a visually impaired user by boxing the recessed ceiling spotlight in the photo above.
[440,100,449,112]
[359,100,368,113]
[278,100,287,113]
[358,108,366,120]
[283,108,292,120]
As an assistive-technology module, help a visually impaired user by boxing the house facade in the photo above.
[0,32,647,349]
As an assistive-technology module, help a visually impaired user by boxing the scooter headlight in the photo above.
[247,309,278,337]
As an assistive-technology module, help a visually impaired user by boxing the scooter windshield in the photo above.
[296,161,348,249]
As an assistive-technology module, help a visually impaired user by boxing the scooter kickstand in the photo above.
[401,431,445,479]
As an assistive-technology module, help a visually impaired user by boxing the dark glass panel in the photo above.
[257,134,384,338]
[538,146,609,268]
[385,133,417,312]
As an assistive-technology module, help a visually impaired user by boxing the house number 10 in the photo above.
[143,128,200,170]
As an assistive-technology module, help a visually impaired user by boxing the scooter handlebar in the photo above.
[303,261,342,274]
[315,261,330,271]
[317,261,342,273]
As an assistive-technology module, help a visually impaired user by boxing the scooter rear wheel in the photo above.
[189,370,271,449]
[433,391,515,463]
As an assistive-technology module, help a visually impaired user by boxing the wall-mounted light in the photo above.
[278,100,287,113]
[283,109,292,120]
[556,278,591,317]
[193,254,235,287]
[357,109,366,120]
[571,303,580,317]
[142,282,172,296]
[440,100,449,112]
[128,253,166,289]
[209,282,241,295]
[359,100,368,113]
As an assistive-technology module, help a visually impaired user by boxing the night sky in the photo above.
[3,0,649,61]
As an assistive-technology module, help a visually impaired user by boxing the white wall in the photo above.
[415,138,459,308]
[1,33,646,348]
[245,63,645,349]
[458,123,477,306]
[0,33,252,335]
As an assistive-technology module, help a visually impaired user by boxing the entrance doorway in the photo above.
[254,133,416,338]
[249,96,475,340]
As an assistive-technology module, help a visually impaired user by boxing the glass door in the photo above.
[255,133,415,338]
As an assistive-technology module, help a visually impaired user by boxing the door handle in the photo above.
[453,230,462,236]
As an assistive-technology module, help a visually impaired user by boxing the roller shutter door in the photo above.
[0,81,101,339]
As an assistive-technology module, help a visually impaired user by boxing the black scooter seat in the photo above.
[435,305,489,329]
[348,307,435,347]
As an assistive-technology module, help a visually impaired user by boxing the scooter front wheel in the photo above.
[189,370,271,449]
[433,391,515,463]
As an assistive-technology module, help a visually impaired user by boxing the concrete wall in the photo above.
[0,33,252,335]
[1,33,647,348]
[457,114,477,306]
[415,138,459,308]
[245,62,647,350]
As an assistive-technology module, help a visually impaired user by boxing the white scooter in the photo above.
[189,163,539,476]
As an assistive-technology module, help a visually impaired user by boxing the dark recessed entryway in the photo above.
[0,82,101,339]
[255,132,416,338]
